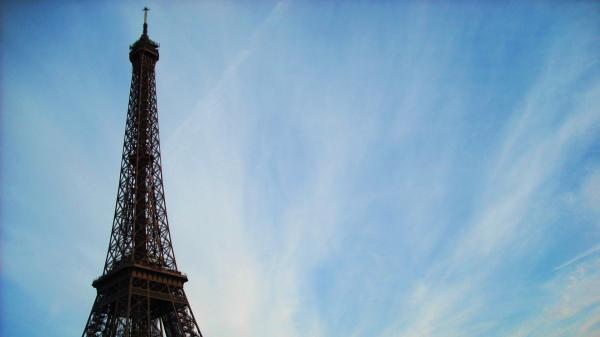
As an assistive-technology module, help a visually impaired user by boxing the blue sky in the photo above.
[2,1,600,336]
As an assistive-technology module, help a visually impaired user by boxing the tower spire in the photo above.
[143,7,149,36]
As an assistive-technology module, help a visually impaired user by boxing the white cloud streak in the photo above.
[375,19,600,337]
[3,2,599,337]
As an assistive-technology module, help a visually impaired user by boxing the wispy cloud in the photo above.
[509,256,600,337]
[372,13,600,336]
[554,244,600,272]
[2,2,600,337]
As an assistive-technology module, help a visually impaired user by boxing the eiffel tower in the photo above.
[82,9,203,337]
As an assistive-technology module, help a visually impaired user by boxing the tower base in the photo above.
[83,264,203,337]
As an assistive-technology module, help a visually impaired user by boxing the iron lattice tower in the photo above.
[82,9,203,337]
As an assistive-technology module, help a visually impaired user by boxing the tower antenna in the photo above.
[143,7,149,35]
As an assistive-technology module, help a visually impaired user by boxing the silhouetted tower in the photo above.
[82,9,203,337]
